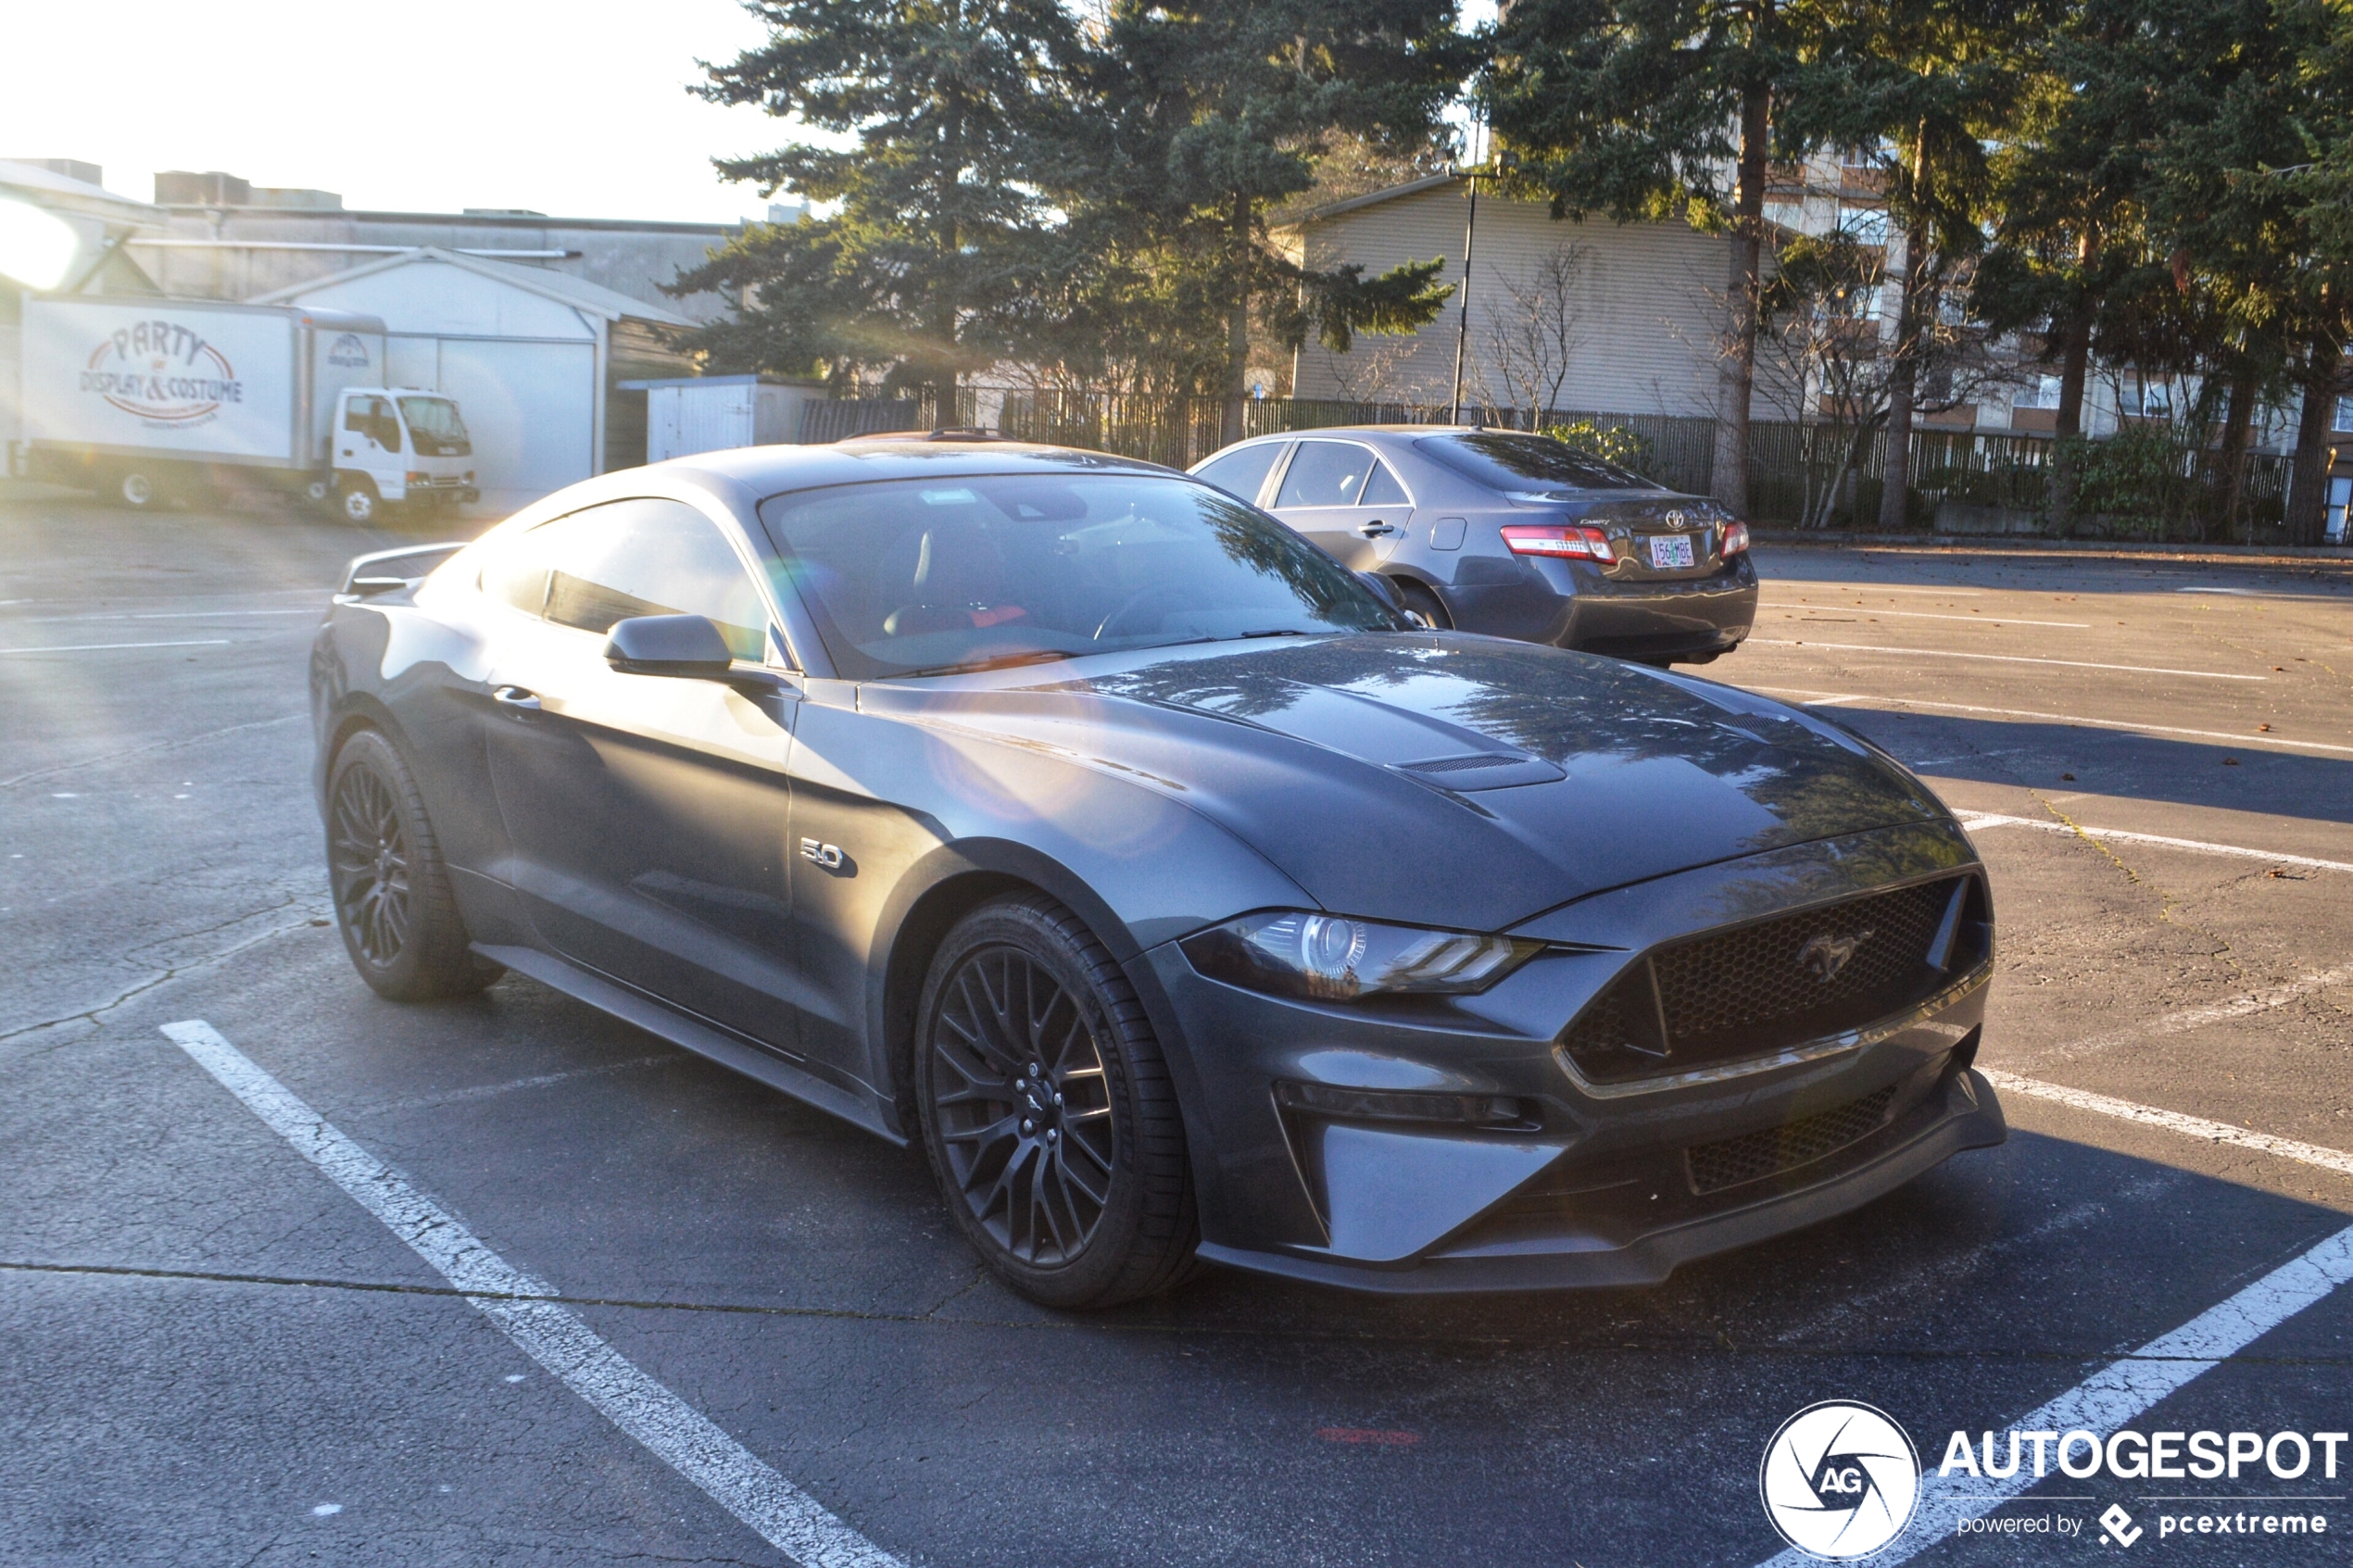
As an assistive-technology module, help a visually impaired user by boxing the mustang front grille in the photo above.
[1559,874,1987,1084]
[1684,1084,1898,1195]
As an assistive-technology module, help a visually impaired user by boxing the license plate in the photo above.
[1647,533,1695,570]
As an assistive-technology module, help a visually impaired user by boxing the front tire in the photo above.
[340,479,380,524]
[915,894,1199,1309]
[325,729,501,1001]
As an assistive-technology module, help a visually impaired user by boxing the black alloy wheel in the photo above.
[929,946,1118,1266]
[331,760,410,967]
[916,895,1199,1308]
[323,730,502,1001]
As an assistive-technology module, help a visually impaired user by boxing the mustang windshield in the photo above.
[758,473,1403,679]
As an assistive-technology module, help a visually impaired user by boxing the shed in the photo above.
[249,246,694,511]
[618,374,830,464]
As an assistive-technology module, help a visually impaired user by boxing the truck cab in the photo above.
[331,388,478,523]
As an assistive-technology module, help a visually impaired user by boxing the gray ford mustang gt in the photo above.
[310,436,2004,1309]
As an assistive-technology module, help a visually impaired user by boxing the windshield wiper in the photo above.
[893,649,1077,679]
[1237,628,1315,639]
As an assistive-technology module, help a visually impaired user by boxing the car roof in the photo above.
[659,438,1182,496]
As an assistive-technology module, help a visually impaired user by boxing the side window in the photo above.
[477,519,560,616]
[1275,441,1373,508]
[542,498,772,660]
[1195,443,1285,505]
[344,395,385,433]
[1359,459,1410,508]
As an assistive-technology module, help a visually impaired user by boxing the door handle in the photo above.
[1358,520,1398,537]
[492,684,542,714]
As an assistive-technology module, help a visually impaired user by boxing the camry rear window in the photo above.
[1416,432,1655,492]
[756,474,1401,680]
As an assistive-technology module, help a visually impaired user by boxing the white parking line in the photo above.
[160,1021,901,1568]
[1747,639,2265,681]
[1982,1070,2353,1179]
[1747,688,2353,759]
[1957,812,2353,875]
[1753,1221,2353,1566]
[1768,608,2091,628]
[0,639,233,656]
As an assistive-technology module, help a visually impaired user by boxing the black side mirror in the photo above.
[603,614,735,679]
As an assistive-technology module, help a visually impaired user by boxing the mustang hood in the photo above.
[870,635,1946,933]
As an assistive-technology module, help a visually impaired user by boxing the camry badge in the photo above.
[1797,930,1874,982]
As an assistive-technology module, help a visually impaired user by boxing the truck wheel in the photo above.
[116,469,159,509]
[340,480,380,524]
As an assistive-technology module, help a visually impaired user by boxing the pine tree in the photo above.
[1075,0,1474,433]
[1488,0,1831,515]
[675,0,1083,401]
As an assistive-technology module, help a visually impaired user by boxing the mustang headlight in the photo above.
[1180,911,1542,1001]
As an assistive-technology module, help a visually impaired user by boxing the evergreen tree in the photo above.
[1780,0,2042,529]
[1488,0,1831,514]
[1074,0,1473,433]
[674,0,1083,401]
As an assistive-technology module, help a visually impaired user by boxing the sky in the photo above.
[1,0,795,224]
[4,1,1500,227]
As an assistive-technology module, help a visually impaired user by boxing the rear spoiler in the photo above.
[340,542,468,597]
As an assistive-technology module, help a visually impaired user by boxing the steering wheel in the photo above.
[1092,586,1184,641]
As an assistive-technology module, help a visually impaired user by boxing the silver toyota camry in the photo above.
[1191,426,1758,666]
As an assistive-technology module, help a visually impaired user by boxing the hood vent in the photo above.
[1395,752,1567,793]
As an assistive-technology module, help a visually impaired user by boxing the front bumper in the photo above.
[1131,819,2003,1294]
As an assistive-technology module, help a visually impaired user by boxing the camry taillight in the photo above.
[1501,523,1615,560]
[1722,521,1751,556]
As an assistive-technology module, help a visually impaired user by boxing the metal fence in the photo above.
[795,388,2300,541]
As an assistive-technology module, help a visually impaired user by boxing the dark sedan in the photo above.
[1192,426,1758,665]
[310,436,2000,1308]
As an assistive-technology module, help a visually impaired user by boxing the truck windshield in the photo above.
[399,397,472,456]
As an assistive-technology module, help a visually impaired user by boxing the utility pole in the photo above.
[1450,168,1479,425]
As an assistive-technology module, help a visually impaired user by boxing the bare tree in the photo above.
[1480,243,1593,425]
[1318,331,1431,405]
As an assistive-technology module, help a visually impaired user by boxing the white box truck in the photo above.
[12,296,478,521]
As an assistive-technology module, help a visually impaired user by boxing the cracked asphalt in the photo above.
[4,492,2350,1566]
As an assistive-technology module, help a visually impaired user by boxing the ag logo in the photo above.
[326,332,371,369]
[1759,1400,1920,1560]
[1797,929,1873,983]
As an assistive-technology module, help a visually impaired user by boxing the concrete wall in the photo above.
[1285,183,1730,420]
[128,208,740,323]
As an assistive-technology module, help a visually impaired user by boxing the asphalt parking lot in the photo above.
[3,490,2349,1566]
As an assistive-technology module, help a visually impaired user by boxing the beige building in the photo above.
[1274,173,1734,420]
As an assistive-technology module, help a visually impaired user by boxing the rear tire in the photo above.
[114,468,159,509]
[915,893,1200,1309]
[1394,578,1453,630]
[325,729,502,1001]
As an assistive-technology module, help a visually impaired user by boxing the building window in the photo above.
[1837,206,1890,246]
[2015,374,2063,410]
[2334,394,2353,433]
[2126,377,2174,419]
